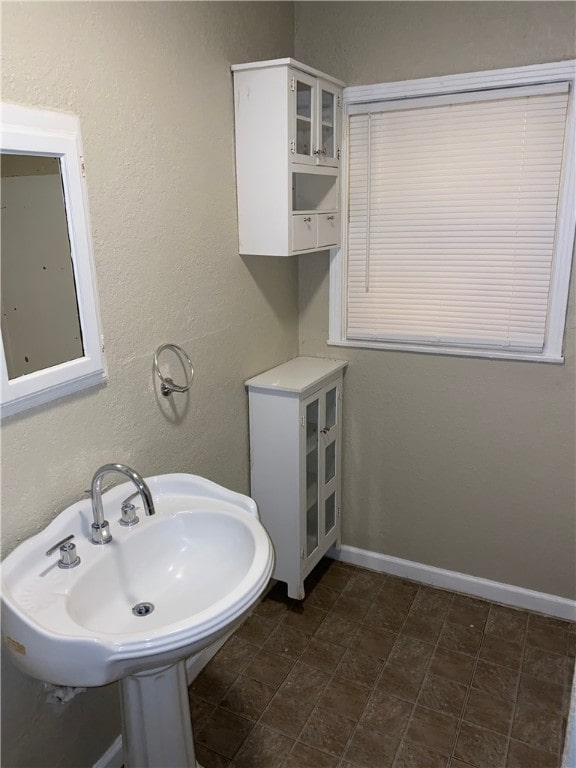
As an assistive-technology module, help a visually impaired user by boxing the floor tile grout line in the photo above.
[448,613,491,766]
[283,565,400,766]
[448,605,559,767]
[233,572,345,764]
[349,574,431,764]
[193,610,306,764]
[300,563,377,768]
[229,575,458,765]
[502,613,530,766]
[327,577,414,767]
[297,598,568,767]
[239,566,367,766]
[216,639,282,764]
[277,567,401,766]
[334,579,455,768]
[326,564,379,768]
[192,564,575,767]
[401,589,464,767]
[289,568,394,765]
[238,607,334,764]
[508,613,574,764]
[343,587,529,766]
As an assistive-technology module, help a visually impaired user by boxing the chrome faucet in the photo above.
[89,463,155,544]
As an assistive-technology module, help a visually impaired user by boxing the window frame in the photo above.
[328,60,576,363]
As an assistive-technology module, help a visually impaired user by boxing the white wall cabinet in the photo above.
[246,357,347,599]
[232,58,345,256]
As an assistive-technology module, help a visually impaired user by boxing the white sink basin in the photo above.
[1,473,274,687]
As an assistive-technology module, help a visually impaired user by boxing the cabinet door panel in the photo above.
[316,80,341,167]
[304,396,320,557]
[325,385,337,429]
[320,383,340,540]
[306,500,319,557]
[292,214,317,252]
[317,213,339,248]
[324,490,337,536]
[324,439,336,484]
[291,71,318,166]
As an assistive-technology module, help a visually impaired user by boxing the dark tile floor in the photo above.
[189,559,575,768]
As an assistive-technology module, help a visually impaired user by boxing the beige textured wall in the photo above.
[1,3,295,766]
[295,2,576,599]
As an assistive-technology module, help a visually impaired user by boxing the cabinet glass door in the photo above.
[303,380,341,561]
[325,385,337,430]
[296,81,312,156]
[325,491,336,536]
[321,89,335,159]
[292,72,317,166]
[317,81,340,168]
[305,397,319,556]
[322,385,339,536]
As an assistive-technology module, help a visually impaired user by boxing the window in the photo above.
[329,61,576,362]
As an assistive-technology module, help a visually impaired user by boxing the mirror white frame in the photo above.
[1,103,106,418]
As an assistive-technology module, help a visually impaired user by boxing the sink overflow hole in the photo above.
[132,602,154,617]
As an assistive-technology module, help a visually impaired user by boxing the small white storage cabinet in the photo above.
[232,58,345,256]
[246,357,347,599]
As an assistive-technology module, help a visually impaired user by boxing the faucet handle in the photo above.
[46,535,81,569]
[46,534,75,555]
[119,491,140,527]
[121,490,140,509]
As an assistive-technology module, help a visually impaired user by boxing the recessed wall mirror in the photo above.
[1,103,106,418]
[2,154,84,378]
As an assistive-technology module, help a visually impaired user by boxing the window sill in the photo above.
[327,338,564,364]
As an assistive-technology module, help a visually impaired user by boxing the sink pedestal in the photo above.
[120,661,203,768]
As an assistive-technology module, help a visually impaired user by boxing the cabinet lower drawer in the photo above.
[292,215,317,251]
[317,213,339,247]
[292,212,340,252]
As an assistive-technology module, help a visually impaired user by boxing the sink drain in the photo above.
[132,602,154,617]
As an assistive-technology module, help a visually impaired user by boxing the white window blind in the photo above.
[346,83,570,352]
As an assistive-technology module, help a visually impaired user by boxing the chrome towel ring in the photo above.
[153,344,194,397]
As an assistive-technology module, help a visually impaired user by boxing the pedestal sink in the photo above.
[1,473,274,768]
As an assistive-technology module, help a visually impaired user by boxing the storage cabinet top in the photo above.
[231,58,346,88]
[246,356,348,396]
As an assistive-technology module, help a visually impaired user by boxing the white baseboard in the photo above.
[330,545,576,621]
[93,630,234,768]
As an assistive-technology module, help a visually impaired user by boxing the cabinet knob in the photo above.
[303,217,312,223]
[327,215,335,221]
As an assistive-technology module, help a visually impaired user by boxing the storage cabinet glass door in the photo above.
[305,398,319,556]
[292,72,317,166]
[302,381,341,561]
[322,384,339,535]
[291,73,341,168]
[317,80,340,168]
